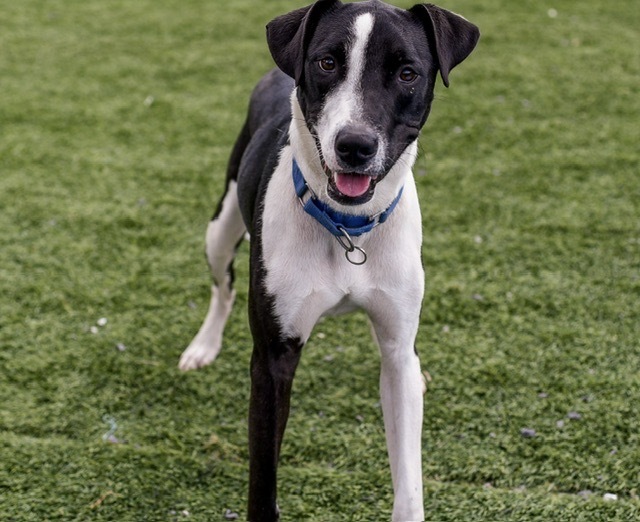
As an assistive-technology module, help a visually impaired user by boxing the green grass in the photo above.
[1,0,639,520]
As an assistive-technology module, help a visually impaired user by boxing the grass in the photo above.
[1,0,639,520]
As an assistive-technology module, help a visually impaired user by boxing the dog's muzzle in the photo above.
[315,125,383,203]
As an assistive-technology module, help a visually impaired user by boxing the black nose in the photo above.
[335,126,379,169]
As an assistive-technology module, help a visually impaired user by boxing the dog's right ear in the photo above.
[267,0,340,84]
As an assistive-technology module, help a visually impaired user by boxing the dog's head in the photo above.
[267,0,479,207]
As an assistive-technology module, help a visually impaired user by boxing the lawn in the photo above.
[1,0,639,520]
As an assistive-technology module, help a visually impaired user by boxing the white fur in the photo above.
[371,291,425,522]
[262,143,423,341]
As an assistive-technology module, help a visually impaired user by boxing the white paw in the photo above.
[178,335,221,372]
[179,286,235,371]
[178,341,220,371]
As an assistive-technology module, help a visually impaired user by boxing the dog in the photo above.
[179,1,478,520]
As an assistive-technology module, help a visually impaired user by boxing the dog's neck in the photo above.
[288,89,418,218]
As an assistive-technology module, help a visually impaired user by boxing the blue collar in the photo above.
[292,158,403,238]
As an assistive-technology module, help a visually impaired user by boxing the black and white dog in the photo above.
[180,1,478,520]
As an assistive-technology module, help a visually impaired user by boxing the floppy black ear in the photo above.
[409,4,480,87]
[266,0,340,84]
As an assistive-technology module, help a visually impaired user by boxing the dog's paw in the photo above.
[179,287,234,371]
[178,342,219,371]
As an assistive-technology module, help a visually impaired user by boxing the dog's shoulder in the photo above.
[248,69,294,129]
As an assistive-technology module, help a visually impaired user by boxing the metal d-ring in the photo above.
[345,245,367,265]
[336,226,367,265]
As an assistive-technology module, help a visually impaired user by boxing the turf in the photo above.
[1,0,639,520]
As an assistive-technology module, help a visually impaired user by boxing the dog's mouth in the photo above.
[322,161,378,204]
[333,171,373,198]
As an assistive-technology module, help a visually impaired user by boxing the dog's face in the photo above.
[268,1,479,206]
[300,6,436,206]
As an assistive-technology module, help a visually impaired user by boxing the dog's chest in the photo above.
[259,145,423,342]
[259,148,361,338]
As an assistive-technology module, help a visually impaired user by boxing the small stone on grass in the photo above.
[520,428,537,438]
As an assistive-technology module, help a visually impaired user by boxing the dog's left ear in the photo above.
[409,4,480,87]
[267,0,340,84]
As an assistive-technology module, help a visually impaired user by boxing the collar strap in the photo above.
[292,159,403,238]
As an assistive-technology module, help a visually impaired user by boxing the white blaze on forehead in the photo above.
[315,12,386,174]
[327,11,374,121]
[348,12,375,92]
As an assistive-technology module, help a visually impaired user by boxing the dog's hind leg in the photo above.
[179,180,246,370]
[179,123,250,371]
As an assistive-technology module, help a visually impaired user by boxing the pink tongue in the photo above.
[334,173,371,198]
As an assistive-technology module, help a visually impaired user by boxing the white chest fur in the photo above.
[261,144,425,342]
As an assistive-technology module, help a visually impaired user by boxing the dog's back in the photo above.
[227,69,295,233]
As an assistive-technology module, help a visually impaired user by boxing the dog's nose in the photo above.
[335,126,379,168]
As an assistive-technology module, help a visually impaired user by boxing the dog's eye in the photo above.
[319,57,336,72]
[399,67,418,83]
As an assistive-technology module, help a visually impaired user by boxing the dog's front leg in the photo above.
[380,346,424,521]
[247,283,303,521]
[370,298,425,522]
